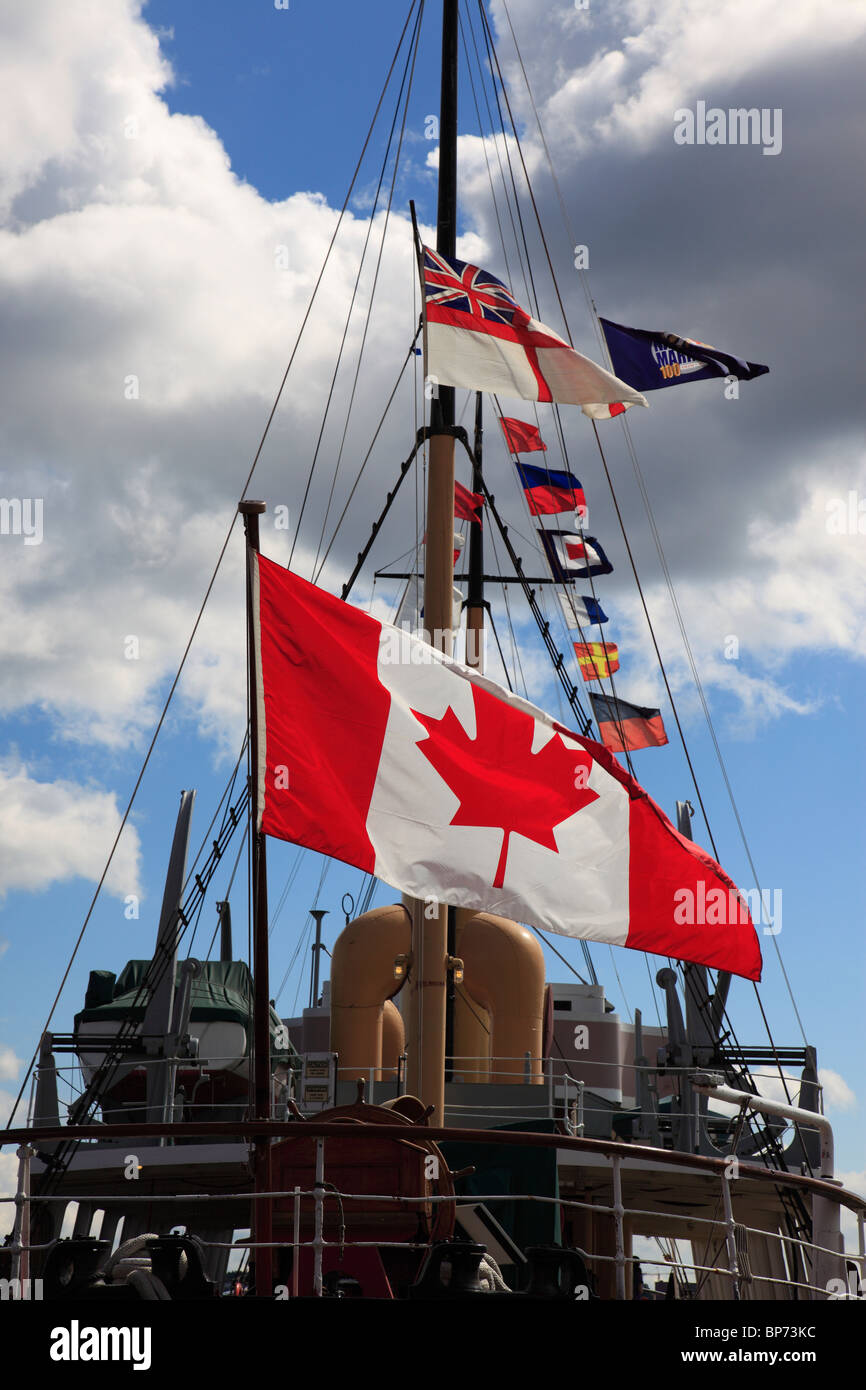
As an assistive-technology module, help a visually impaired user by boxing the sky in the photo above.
[0,0,864,1237]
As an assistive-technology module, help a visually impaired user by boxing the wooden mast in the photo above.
[239,498,273,1296]
[465,392,485,671]
[405,0,459,1122]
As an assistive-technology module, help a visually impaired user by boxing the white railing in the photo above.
[4,1135,863,1301]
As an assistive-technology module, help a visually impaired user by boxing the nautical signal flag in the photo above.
[558,590,608,628]
[589,693,668,753]
[517,464,587,519]
[539,530,613,581]
[454,479,483,525]
[599,318,769,393]
[574,641,620,681]
[500,417,547,453]
[252,553,761,979]
[422,247,648,415]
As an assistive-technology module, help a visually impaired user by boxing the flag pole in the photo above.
[448,391,486,1083]
[465,391,485,670]
[238,497,273,1296]
[405,0,459,1123]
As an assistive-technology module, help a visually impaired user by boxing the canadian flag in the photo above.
[253,555,761,980]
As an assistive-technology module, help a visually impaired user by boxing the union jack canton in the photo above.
[424,248,531,330]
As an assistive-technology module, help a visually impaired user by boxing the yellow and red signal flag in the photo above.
[574,641,620,682]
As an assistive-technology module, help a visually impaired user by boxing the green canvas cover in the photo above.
[74,959,294,1063]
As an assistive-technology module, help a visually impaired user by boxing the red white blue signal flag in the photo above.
[518,464,587,520]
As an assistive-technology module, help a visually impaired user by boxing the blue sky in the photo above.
[0,0,863,1218]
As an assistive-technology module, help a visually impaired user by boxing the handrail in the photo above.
[48,1054,829,1081]
[6,1142,862,1300]
[694,1076,833,1176]
[3,1117,865,1215]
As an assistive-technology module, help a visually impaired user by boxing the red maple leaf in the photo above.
[411,683,599,889]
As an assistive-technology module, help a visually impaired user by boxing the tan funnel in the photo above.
[330,904,410,1081]
[456,912,546,1084]
[381,999,405,1079]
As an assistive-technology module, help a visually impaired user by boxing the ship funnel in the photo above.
[455,911,545,1085]
[329,904,410,1082]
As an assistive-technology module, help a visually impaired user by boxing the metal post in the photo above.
[292,1185,301,1299]
[11,1144,34,1286]
[576,1080,585,1137]
[611,1155,627,1300]
[313,1137,325,1298]
[720,1170,741,1300]
[309,909,328,1007]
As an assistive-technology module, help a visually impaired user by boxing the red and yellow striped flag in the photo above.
[574,641,619,681]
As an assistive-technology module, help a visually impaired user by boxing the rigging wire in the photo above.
[462,9,632,759]
[314,334,419,582]
[608,946,633,1023]
[204,818,251,961]
[531,927,589,988]
[485,513,529,697]
[470,0,642,760]
[310,0,427,577]
[486,603,515,692]
[285,0,423,570]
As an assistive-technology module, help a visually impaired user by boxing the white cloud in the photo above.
[818,1068,857,1114]
[0,0,429,754]
[709,1067,804,1118]
[838,1167,866,1198]
[0,1045,22,1082]
[0,759,141,899]
[586,467,866,736]
[494,0,866,154]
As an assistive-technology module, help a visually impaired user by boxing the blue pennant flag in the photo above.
[599,318,769,393]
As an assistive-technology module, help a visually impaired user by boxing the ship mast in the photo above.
[239,498,274,1295]
[405,0,460,1121]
